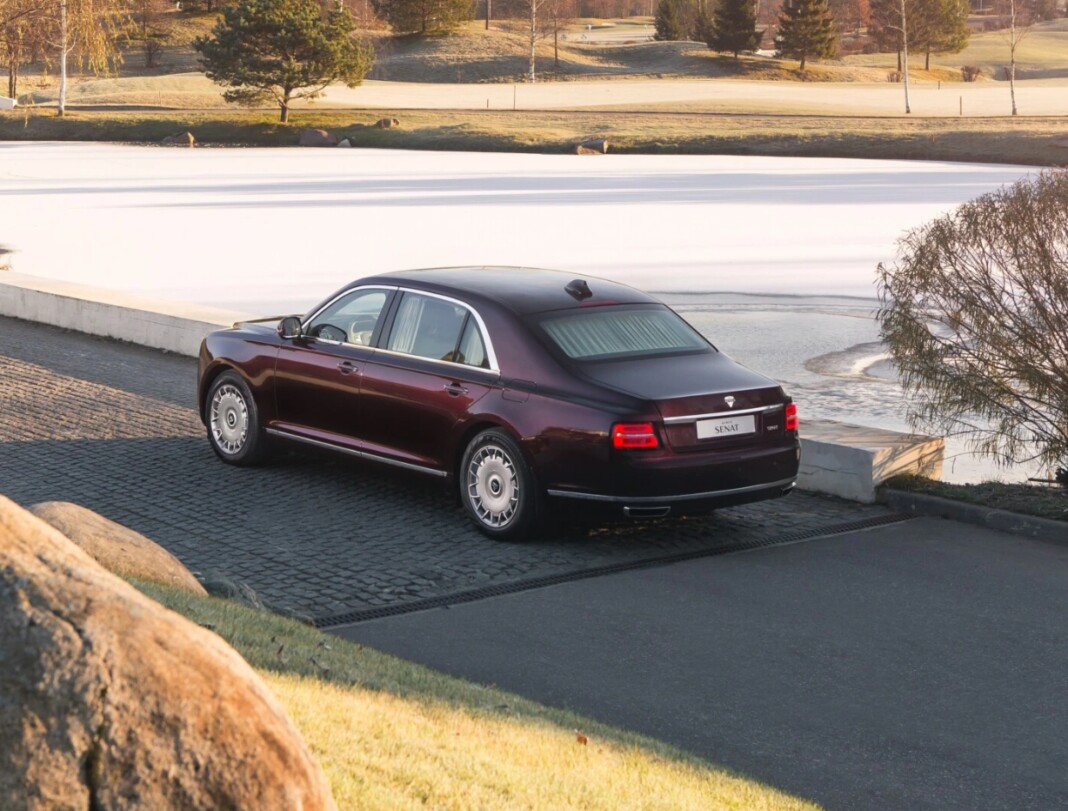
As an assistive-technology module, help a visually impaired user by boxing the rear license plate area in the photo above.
[696,414,756,439]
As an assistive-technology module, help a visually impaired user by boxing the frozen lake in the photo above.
[0,144,1035,482]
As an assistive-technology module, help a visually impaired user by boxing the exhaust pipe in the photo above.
[623,506,671,519]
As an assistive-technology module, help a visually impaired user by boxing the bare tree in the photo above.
[132,0,173,69]
[1,0,49,98]
[999,0,1036,116]
[520,0,549,82]
[877,170,1068,470]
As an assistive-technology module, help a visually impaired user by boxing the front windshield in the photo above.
[537,305,710,361]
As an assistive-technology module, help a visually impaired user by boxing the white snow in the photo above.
[0,143,1040,482]
[0,143,1031,313]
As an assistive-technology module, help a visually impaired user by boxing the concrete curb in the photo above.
[879,489,1068,546]
[0,272,251,357]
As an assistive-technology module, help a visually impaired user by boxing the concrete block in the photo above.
[0,273,251,357]
[799,418,944,503]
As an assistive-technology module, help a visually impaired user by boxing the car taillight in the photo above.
[612,423,659,449]
[785,403,798,432]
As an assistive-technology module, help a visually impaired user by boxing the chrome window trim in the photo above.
[661,403,784,425]
[266,428,447,478]
[369,345,501,378]
[546,476,797,504]
[386,288,501,373]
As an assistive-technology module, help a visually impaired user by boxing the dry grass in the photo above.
[3,107,1066,166]
[884,475,1068,523]
[844,19,1068,78]
[268,672,817,810]
[369,23,891,84]
[128,578,819,811]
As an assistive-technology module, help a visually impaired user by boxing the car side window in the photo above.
[306,289,389,345]
[456,317,490,369]
[388,293,467,363]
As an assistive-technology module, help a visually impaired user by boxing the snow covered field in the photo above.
[0,143,1034,481]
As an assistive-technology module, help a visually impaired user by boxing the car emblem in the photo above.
[725,396,735,408]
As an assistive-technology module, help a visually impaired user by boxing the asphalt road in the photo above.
[337,518,1068,811]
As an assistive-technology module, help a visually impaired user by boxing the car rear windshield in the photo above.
[537,306,710,361]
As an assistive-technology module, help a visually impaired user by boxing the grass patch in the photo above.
[884,474,1068,523]
[2,108,1067,165]
[128,577,819,810]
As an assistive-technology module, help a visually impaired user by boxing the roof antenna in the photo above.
[565,279,592,301]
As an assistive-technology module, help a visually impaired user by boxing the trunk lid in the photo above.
[579,351,789,451]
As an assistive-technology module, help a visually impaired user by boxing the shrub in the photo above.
[877,170,1068,470]
[961,64,982,82]
[887,69,902,82]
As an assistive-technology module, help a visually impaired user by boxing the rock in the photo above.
[337,138,351,148]
[375,117,400,129]
[0,494,337,811]
[299,128,337,147]
[161,131,195,147]
[29,501,207,596]
[576,138,609,155]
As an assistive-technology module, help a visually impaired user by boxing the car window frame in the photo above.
[301,285,398,348]
[376,288,501,375]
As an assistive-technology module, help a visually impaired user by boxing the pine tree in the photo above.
[373,0,474,36]
[195,0,374,122]
[774,0,837,71]
[707,0,761,58]
[654,0,684,40]
[925,0,969,70]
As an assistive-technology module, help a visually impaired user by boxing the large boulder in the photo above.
[299,128,337,147]
[0,494,337,811]
[576,138,609,155]
[161,131,195,147]
[29,501,207,596]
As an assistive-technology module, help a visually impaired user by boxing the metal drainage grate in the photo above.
[315,512,912,629]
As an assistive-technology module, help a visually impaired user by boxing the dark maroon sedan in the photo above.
[197,267,799,539]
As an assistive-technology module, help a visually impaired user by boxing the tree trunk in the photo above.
[8,62,15,100]
[58,0,68,116]
[925,50,930,71]
[799,53,806,71]
[485,0,491,30]
[280,100,289,122]
[1009,0,1018,115]
[529,0,537,83]
[896,49,901,71]
[900,0,910,114]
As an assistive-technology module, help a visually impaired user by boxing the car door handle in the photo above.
[337,361,358,375]
[444,383,468,397]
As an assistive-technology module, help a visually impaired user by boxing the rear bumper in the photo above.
[543,438,800,518]
[547,475,797,505]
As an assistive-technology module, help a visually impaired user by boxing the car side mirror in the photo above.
[278,316,303,340]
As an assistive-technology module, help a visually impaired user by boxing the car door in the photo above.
[273,286,394,445]
[358,291,498,471]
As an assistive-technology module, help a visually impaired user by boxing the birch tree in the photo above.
[53,0,130,115]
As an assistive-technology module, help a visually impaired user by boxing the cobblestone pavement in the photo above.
[1,317,900,623]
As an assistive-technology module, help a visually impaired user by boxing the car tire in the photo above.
[206,371,268,466]
[460,429,541,541]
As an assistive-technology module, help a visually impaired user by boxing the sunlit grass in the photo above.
[130,578,819,811]
[2,107,1066,166]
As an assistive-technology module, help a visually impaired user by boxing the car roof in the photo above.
[353,266,659,316]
